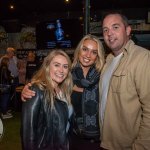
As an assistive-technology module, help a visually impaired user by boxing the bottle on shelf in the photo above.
[55,19,64,41]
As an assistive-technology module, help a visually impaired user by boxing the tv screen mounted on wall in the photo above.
[36,18,83,49]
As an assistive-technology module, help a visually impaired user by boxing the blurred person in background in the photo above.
[0,56,13,119]
[18,58,26,85]
[5,47,19,85]
[0,47,19,111]
[25,51,39,83]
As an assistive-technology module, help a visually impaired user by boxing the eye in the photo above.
[113,25,119,30]
[82,47,88,51]
[54,63,60,67]
[63,65,69,69]
[103,28,108,33]
[92,50,98,55]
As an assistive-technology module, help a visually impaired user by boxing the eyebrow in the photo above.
[82,45,98,51]
[112,23,120,26]
[103,23,120,29]
[53,62,68,65]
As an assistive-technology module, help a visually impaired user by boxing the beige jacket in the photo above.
[99,40,150,150]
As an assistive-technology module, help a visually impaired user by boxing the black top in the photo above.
[21,85,72,150]
[0,65,12,85]
[26,60,39,81]
[71,91,82,118]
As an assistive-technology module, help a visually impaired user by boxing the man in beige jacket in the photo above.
[99,11,150,150]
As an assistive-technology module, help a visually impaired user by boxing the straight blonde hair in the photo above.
[31,50,73,107]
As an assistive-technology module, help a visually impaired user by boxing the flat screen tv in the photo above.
[36,18,83,49]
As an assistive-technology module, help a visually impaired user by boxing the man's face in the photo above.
[7,51,15,58]
[102,14,131,56]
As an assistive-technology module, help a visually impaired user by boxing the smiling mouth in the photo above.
[55,74,64,78]
[83,58,90,63]
[108,37,117,43]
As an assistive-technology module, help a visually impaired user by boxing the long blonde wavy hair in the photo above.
[72,34,105,73]
[31,50,73,107]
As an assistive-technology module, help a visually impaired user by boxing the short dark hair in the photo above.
[102,10,129,27]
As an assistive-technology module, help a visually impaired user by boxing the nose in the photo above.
[86,50,91,58]
[107,29,113,36]
[59,66,64,72]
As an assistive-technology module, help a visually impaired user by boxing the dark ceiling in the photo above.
[0,0,150,20]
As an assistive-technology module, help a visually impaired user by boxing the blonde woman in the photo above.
[21,50,73,150]
[70,34,105,150]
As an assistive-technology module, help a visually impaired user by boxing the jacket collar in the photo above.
[106,39,135,63]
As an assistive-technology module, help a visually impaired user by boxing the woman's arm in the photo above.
[21,83,35,101]
[21,85,41,150]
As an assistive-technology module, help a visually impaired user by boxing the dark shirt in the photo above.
[71,91,82,118]
[26,60,39,81]
[0,65,12,85]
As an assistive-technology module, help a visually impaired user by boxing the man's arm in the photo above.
[133,51,150,149]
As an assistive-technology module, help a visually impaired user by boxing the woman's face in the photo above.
[79,39,98,69]
[49,55,69,87]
